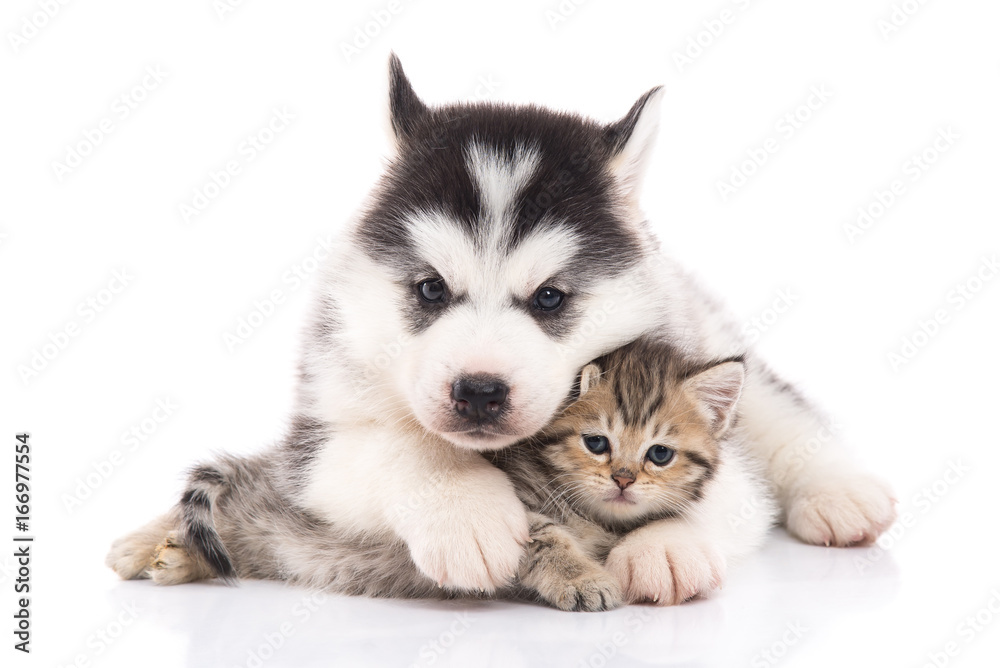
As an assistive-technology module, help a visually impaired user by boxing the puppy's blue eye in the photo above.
[583,434,609,454]
[647,445,675,466]
[418,279,446,304]
[534,287,564,311]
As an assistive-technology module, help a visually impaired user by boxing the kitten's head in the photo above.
[539,339,745,529]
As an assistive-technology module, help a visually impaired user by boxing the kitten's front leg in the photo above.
[605,456,774,606]
[605,519,725,606]
[518,513,623,612]
[302,425,530,593]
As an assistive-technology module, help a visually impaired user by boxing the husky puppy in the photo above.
[498,338,776,610]
[107,55,895,602]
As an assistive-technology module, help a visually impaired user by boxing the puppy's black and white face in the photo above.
[343,56,664,450]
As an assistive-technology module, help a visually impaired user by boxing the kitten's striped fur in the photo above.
[106,339,775,610]
[495,338,777,608]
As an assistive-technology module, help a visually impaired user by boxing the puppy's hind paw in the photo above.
[150,532,214,586]
[106,515,176,580]
[106,539,154,581]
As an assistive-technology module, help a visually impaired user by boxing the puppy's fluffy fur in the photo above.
[107,56,896,600]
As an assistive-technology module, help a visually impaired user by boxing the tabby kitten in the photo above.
[108,338,774,611]
[498,338,777,611]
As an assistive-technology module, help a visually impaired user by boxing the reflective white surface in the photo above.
[52,522,996,668]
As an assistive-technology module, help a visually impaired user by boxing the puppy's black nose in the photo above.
[452,376,509,421]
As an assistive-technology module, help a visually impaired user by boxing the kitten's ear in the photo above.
[604,86,664,199]
[579,363,602,397]
[684,360,745,436]
[388,53,429,144]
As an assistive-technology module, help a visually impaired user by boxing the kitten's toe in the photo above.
[549,571,623,612]
[786,473,897,547]
[607,535,725,606]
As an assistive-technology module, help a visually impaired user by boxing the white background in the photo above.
[2,1,999,666]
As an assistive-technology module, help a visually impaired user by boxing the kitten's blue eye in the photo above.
[583,435,609,454]
[647,445,675,466]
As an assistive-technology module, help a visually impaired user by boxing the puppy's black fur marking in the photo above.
[388,53,429,142]
[180,465,237,583]
[359,58,653,285]
[603,86,663,154]
[282,414,332,487]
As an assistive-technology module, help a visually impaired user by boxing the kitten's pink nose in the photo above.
[612,472,635,490]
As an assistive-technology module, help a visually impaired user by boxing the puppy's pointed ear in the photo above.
[604,86,664,198]
[388,53,429,143]
[578,363,603,397]
[683,359,745,436]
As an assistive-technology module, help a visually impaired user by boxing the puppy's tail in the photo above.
[179,463,237,584]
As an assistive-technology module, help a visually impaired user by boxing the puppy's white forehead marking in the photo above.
[465,142,540,237]
[503,222,580,295]
[407,143,577,298]
[407,211,478,282]
[408,211,580,298]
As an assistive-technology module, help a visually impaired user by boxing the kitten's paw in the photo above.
[150,532,212,586]
[544,570,623,612]
[606,531,725,606]
[403,484,530,593]
[785,473,897,547]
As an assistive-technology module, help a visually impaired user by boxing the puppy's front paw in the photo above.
[606,529,725,606]
[785,473,897,547]
[403,484,530,593]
